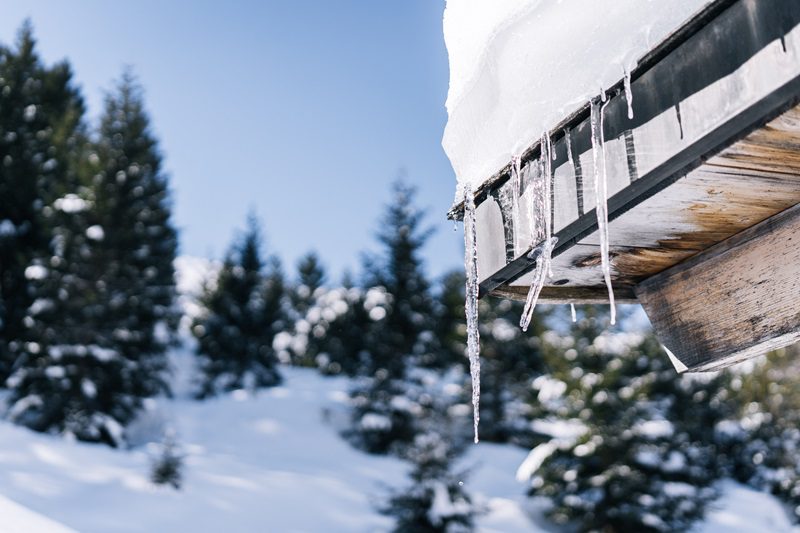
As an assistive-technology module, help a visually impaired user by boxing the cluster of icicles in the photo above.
[464,84,630,442]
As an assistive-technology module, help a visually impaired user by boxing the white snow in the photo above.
[702,480,800,533]
[24,265,48,280]
[0,361,796,532]
[443,0,713,191]
[0,219,16,237]
[0,494,76,533]
[633,419,675,439]
[53,194,88,213]
[86,225,105,241]
[515,441,559,482]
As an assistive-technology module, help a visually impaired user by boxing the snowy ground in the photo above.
[0,357,797,532]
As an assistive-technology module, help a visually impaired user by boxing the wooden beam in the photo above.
[635,202,800,372]
[492,285,637,304]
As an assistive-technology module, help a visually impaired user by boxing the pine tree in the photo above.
[716,346,800,523]
[5,69,177,445]
[285,251,328,368]
[0,23,85,382]
[521,306,730,532]
[364,179,434,378]
[381,431,476,533]
[89,71,178,371]
[192,215,285,396]
[150,430,184,490]
[291,251,326,318]
[346,180,436,454]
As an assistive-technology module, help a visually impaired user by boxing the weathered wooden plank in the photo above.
[635,202,800,372]
[528,101,800,291]
[492,284,637,305]
[510,243,695,290]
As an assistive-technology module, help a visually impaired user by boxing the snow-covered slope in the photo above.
[0,362,797,532]
[0,494,76,533]
[0,366,405,532]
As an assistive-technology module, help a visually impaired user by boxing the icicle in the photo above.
[463,184,481,443]
[510,155,523,253]
[570,303,577,323]
[599,85,607,102]
[520,237,557,332]
[540,134,555,278]
[590,98,617,325]
[519,133,557,331]
[565,129,574,167]
[624,70,634,120]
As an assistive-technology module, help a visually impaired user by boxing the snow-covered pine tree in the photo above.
[0,23,85,382]
[521,306,730,532]
[291,251,326,319]
[286,251,328,367]
[715,346,800,523]
[6,186,135,445]
[6,69,177,445]
[381,430,476,533]
[192,215,285,397]
[88,71,178,390]
[364,179,435,377]
[346,180,435,454]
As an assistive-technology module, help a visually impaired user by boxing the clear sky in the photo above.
[0,0,462,282]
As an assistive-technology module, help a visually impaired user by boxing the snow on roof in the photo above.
[442,0,713,194]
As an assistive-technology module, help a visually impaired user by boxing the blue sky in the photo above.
[0,0,462,281]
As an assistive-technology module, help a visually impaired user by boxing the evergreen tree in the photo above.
[715,346,800,523]
[150,430,184,490]
[346,180,436,454]
[382,431,476,532]
[520,307,730,532]
[0,23,85,382]
[283,284,375,376]
[291,251,326,318]
[364,179,434,378]
[192,216,286,396]
[6,70,177,445]
[89,71,178,369]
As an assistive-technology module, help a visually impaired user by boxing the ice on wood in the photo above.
[443,0,713,191]
[463,184,481,443]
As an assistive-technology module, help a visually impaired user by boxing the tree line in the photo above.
[1,23,799,532]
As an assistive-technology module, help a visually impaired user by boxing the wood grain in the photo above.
[635,202,800,371]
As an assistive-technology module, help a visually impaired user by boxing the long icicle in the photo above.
[463,183,481,443]
[520,134,557,331]
[542,133,554,278]
[590,96,617,325]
